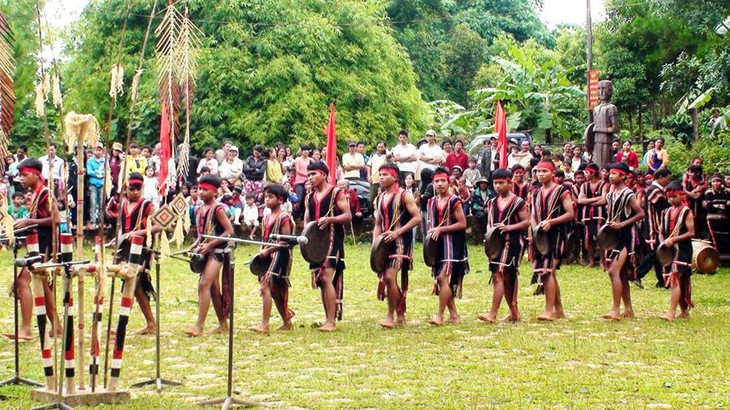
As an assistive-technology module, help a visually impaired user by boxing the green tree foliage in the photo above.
[63,0,427,153]
[438,23,486,109]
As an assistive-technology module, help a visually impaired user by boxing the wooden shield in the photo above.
[423,235,439,267]
[532,226,550,256]
[370,235,390,273]
[249,253,272,277]
[597,225,620,251]
[300,221,329,265]
[656,242,677,267]
[484,227,505,260]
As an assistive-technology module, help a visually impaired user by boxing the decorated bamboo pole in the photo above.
[28,233,56,391]
[59,233,76,394]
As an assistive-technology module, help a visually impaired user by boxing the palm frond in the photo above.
[0,12,15,168]
[175,7,202,181]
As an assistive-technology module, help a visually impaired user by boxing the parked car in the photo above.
[465,132,532,157]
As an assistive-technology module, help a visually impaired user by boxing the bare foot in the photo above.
[378,319,395,329]
[427,316,444,326]
[318,323,336,332]
[212,325,229,334]
[4,332,35,341]
[661,313,676,321]
[395,316,406,326]
[477,313,497,323]
[447,316,461,324]
[51,327,63,338]
[183,326,202,337]
[553,310,565,319]
[249,324,269,333]
[537,312,555,321]
[601,311,622,320]
[679,311,690,319]
[621,311,635,319]
[133,326,156,335]
[276,322,292,331]
[504,314,521,322]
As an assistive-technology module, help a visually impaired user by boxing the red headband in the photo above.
[128,178,144,186]
[20,167,43,177]
[610,168,627,175]
[199,182,218,192]
[312,168,328,177]
[666,189,684,196]
[432,172,450,181]
[513,170,525,175]
[494,177,512,183]
[585,168,597,175]
[380,168,399,180]
[535,162,555,172]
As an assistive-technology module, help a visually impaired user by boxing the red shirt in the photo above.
[615,150,639,169]
[345,188,361,215]
[445,151,469,172]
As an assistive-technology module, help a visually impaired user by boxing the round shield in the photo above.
[189,253,206,274]
[484,226,505,260]
[564,232,581,262]
[249,253,272,277]
[423,235,439,268]
[370,235,391,273]
[300,221,329,265]
[692,239,719,274]
[656,242,677,267]
[532,226,550,256]
[597,225,620,251]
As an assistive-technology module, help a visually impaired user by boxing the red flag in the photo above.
[159,101,172,195]
[494,100,508,169]
[324,103,337,184]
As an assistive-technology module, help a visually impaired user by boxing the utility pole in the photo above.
[586,0,593,123]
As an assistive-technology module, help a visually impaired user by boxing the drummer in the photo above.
[184,174,234,337]
[426,167,468,326]
[106,171,162,335]
[250,184,295,333]
[530,160,574,321]
[478,168,529,323]
[703,173,730,255]
[303,161,352,332]
[601,162,645,320]
[659,181,695,320]
[371,163,421,328]
[577,163,607,268]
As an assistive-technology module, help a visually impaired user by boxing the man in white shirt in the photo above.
[342,141,366,180]
[391,130,418,181]
[367,141,388,202]
[511,140,533,169]
[219,145,243,186]
[39,142,65,183]
[418,129,444,173]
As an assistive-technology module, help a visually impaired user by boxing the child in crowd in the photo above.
[8,191,29,219]
[230,186,244,225]
[463,157,481,187]
[57,185,75,233]
[143,165,160,208]
[282,181,297,214]
[242,194,260,239]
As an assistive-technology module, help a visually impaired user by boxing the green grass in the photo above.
[2,243,730,409]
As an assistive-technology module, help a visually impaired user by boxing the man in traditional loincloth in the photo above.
[478,168,530,323]
[601,163,645,320]
[637,168,671,288]
[530,160,574,321]
[577,163,608,267]
[250,184,295,333]
[304,161,352,332]
[372,163,421,328]
[6,158,61,340]
[426,167,468,326]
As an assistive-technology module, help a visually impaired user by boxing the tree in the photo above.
[63,0,428,153]
[438,23,486,109]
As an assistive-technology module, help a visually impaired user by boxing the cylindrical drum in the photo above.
[60,233,73,262]
[27,232,40,256]
[128,235,144,266]
[692,239,719,274]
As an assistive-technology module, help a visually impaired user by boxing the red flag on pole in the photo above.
[324,103,337,184]
[159,101,172,194]
[494,100,508,169]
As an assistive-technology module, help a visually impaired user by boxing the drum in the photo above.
[370,235,391,273]
[597,225,620,251]
[249,253,272,277]
[423,235,439,268]
[692,239,719,274]
[656,242,677,267]
[300,221,330,265]
[188,253,206,274]
[484,226,505,260]
[532,226,549,256]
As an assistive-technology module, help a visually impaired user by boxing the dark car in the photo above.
[466,132,532,156]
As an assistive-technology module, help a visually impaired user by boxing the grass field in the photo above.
[1,242,729,409]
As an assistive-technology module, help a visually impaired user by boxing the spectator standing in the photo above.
[709,108,727,136]
[293,144,312,216]
[342,141,366,181]
[242,193,260,239]
[86,142,106,228]
[392,130,418,182]
[463,157,481,187]
[571,145,586,172]
[338,179,362,221]
[39,142,65,182]
[8,191,28,219]
[242,145,267,197]
[615,140,639,171]
[648,138,669,172]
[142,165,160,208]
[642,139,655,167]
[265,147,284,186]
[147,143,162,174]
[475,137,495,182]
[197,147,219,176]
[125,142,147,176]
[216,141,233,164]
[445,139,469,172]
[219,145,243,186]
[357,142,369,181]
[511,140,533,169]
[418,129,445,173]
[109,142,124,193]
[367,141,388,203]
